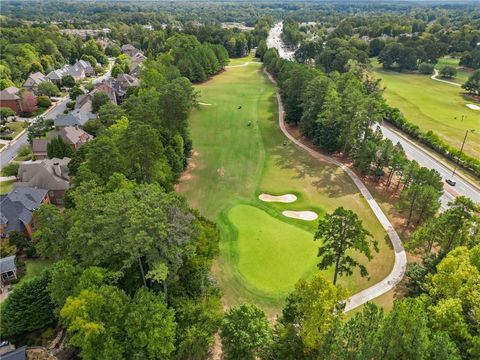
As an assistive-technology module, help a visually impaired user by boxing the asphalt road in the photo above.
[267,23,480,207]
[379,124,480,208]
[0,98,68,168]
[266,22,296,60]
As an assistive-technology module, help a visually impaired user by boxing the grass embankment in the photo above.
[372,60,480,160]
[179,57,394,315]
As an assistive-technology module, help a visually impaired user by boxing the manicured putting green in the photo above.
[230,204,318,295]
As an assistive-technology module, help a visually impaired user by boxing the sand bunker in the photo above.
[282,210,318,221]
[466,104,480,110]
[198,102,212,106]
[258,193,297,203]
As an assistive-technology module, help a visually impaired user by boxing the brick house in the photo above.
[0,87,38,114]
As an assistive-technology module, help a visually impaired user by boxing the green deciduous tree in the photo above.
[280,273,348,354]
[314,207,378,285]
[221,304,271,360]
[61,74,75,88]
[125,288,176,359]
[91,92,111,113]
[37,81,59,97]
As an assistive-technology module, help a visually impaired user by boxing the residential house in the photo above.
[0,187,49,238]
[114,73,139,101]
[0,256,18,286]
[54,108,95,128]
[14,158,70,204]
[75,81,117,111]
[46,69,65,85]
[32,139,48,160]
[130,51,147,77]
[49,126,93,151]
[46,59,94,84]
[1,346,27,360]
[121,44,139,57]
[23,72,50,93]
[0,87,37,114]
[75,59,95,77]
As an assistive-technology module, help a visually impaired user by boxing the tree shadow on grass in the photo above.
[267,122,358,199]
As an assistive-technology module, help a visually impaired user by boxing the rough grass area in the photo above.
[373,60,480,159]
[0,180,14,194]
[180,57,394,314]
[435,56,473,85]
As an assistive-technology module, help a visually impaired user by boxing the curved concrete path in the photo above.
[264,68,407,311]
[431,69,461,87]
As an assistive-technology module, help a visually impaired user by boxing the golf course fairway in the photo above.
[372,60,480,159]
[179,55,395,314]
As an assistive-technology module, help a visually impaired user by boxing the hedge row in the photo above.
[382,104,480,178]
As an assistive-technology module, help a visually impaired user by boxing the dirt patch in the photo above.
[258,193,297,203]
[175,150,199,191]
[282,210,318,221]
[217,167,225,177]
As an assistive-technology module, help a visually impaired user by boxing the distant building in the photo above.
[14,158,70,205]
[0,187,50,238]
[23,72,50,93]
[0,87,37,114]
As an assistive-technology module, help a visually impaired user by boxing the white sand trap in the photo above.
[258,193,297,203]
[466,104,480,110]
[198,102,212,106]
[282,210,318,221]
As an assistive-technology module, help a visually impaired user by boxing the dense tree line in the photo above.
[0,30,223,359]
[264,48,444,230]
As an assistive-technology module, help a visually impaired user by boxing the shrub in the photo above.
[439,66,457,79]
[37,96,52,108]
[2,162,19,176]
[418,63,434,75]
[66,101,76,110]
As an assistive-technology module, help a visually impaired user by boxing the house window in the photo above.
[6,271,14,277]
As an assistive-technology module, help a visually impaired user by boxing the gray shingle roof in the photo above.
[15,158,70,192]
[0,256,16,274]
[2,346,26,360]
[0,187,48,234]
[0,86,20,100]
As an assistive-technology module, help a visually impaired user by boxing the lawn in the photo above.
[3,121,28,139]
[17,259,54,285]
[0,180,14,194]
[179,58,394,314]
[373,61,480,159]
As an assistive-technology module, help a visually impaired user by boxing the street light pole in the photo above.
[451,129,475,178]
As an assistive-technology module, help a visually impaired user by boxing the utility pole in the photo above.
[451,128,475,178]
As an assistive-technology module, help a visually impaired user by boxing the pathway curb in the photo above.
[264,67,407,311]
